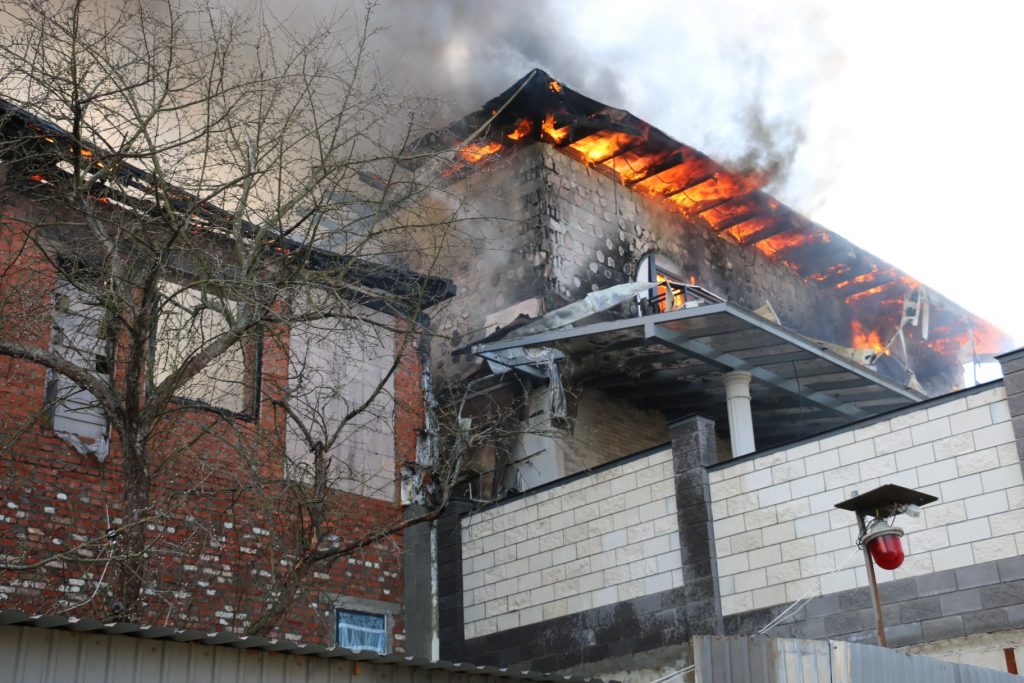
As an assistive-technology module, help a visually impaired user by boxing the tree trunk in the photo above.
[114,435,151,621]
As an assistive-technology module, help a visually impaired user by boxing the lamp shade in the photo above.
[868,533,905,569]
[863,519,905,570]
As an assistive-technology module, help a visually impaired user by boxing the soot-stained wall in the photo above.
[535,147,850,347]
[432,142,855,383]
[422,142,865,481]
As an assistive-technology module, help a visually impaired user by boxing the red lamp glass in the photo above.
[863,519,905,570]
[868,533,905,570]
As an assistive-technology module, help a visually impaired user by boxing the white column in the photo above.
[723,370,756,457]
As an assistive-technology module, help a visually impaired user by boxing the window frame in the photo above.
[149,279,263,421]
[325,594,400,654]
[636,252,687,313]
[336,608,389,654]
[284,306,398,499]
[47,273,112,440]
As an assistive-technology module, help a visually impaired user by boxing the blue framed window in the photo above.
[337,609,387,653]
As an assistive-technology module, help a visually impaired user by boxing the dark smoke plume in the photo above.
[361,1,626,121]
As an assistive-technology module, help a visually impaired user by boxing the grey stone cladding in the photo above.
[725,555,1024,648]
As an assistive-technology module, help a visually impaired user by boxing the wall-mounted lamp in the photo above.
[836,484,937,646]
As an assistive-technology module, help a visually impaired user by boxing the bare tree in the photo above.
[0,0,470,636]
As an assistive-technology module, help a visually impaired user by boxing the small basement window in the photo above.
[337,609,387,653]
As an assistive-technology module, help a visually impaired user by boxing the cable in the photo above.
[639,548,862,683]
[757,546,861,636]
[646,664,695,683]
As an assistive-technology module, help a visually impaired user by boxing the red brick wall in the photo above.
[0,200,425,648]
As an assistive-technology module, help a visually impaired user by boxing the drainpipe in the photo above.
[723,370,756,456]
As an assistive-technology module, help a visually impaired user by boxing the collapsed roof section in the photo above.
[407,69,1010,369]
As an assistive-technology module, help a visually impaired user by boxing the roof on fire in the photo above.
[408,69,1010,362]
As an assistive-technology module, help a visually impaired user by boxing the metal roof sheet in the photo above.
[0,609,599,683]
[474,303,923,450]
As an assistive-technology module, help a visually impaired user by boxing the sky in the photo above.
[581,2,1024,347]
[356,0,1024,347]
[567,2,1024,348]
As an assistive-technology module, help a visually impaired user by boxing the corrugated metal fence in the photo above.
[693,636,1020,683]
[0,611,593,683]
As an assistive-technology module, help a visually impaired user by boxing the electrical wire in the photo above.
[757,546,861,636]
[646,663,695,683]
[641,547,863,683]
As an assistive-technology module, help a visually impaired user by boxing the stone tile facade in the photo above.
[442,359,1024,672]
[727,555,1024,648]
[460,447,682,638]
[709,384,1019,616]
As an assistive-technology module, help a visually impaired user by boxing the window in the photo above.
[49,276,108,442]
[285,307,396,500]
[634,253,721,314]
[337,609,387,653]
[635,253,687,312]
[153,281,258,416]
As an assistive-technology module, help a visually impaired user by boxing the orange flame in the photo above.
[851,320,890,356]
[549,80,562,93]
[753,231,810,257]
[458,141,503,163]
[634,156,717,197]
[724,216,776,244]
[845,282,897,305]
[835,265,894,290]
[656,273,684,312]
[507,118,533,141]
[569,131,637,164]
[668,172,763,214]
[541,113,570,144]
[700,197,765,229]
[602,148,678,184]
[966,322,1006,355]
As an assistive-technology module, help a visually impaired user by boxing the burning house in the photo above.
[409,68,1010,488]
[397,70,1024,677]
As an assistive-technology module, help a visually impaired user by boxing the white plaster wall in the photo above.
[709,385,1020,616]
[461,448,682,638]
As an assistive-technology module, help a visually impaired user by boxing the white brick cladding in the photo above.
[709,385,1021,616]
[460,447,683,639]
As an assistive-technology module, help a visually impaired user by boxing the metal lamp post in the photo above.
[835,484,937,647]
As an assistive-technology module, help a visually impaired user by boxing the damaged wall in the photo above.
[536,146,850,347]
[422,139,864,484]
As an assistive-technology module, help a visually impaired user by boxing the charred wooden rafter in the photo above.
[619,148,687,186]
